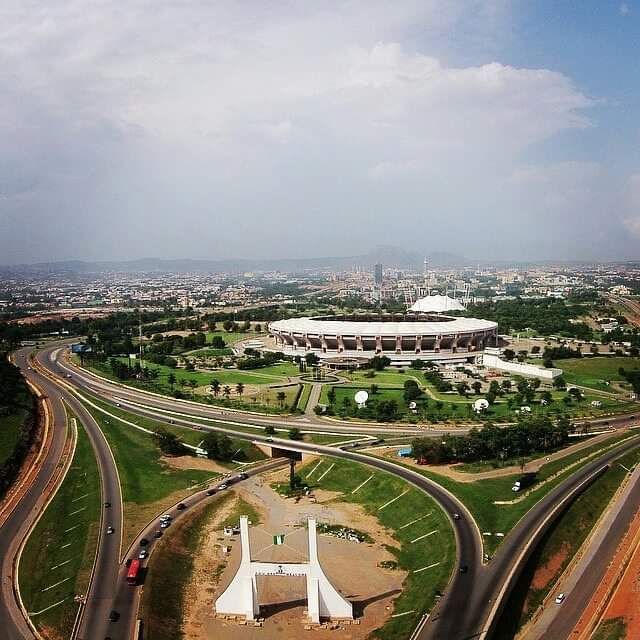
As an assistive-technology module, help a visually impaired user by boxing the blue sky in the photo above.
[0,1,638,263]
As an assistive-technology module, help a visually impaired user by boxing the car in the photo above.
[160,521,170,529]
[106,526,115,535]
[266,437,274,443]
[206,488,216,496]
[177,502,186,510]
[65,374,72,379]
[160,514,172,522]
[154,530,163,539]
[104,501,111,508]
[139,538,149,547]
[116,402,121,407]
[555,593,565,604]
[138,549,149,560]
[125,558,133,567]
[459,565,468,574]
[452,513,461,520]
[238,472,249,480]
[108,610,119,622]
[218,483,228,490]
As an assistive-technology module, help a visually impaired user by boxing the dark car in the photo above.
[154,530,163,539]
[104,501,111,508]
[452,513,461,520]
[459,565,468,574]
[139,538,149,547]
[125,558,133,567]
[108,610,119,622]
[177,502,186,510]
[206,488,216,496]
[238,472,249,480]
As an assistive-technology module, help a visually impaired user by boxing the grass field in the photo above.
[378,432,640,555]
[81,399,220,548]
[494,447,640,638]
[562,356,640,391]
[19,415,101,637]
[296,383,313,411]
[292,457,456,639]
[206,330,263,345]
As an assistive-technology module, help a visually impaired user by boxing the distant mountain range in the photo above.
[0,246,469,274]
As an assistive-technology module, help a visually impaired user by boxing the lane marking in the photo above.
[317,463,335,482]
[29,597,70,616]
[392,609,416,617]
[71,493,88,502]
[400,511,432,529]
[378,488,410,511]
[351,474,374,494]
[64,524,80,533]
[50,558,73,570]
[69,506,86,516]
[41,576,71,592]
[413,561,441,573]
[307,460,323,478]
[411,529,438,544]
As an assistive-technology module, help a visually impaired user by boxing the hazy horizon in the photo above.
[2,2,639,264]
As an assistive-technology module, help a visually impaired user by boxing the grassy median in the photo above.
[19,414,101,638]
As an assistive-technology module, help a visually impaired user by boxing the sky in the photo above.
[1,1,639,264]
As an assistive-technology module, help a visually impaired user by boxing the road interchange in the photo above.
[1,341,639,640]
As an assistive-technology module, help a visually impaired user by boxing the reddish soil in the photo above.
[531,543,570,591]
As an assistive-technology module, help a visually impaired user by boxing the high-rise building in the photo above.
[374,263,383,286]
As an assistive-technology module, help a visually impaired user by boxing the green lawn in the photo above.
[292,457,455,639]
[375,431,640,555]
[19,415,101,637]
[562,356,640,391]
[206,330,263,345]
[297,383,313,411]
[81,399,220,548]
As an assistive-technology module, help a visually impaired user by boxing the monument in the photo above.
[215,516,353,623]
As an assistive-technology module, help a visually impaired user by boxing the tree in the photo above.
[456,382,470,397]
[265,425,276,436]
[153,428,186,455]
[403,379,422,403]
[501,380,512,392]
[222,319,235,332]
[236,382,245,397]
[276,391,286,408]
[327,386,337,404]
[167,372,177,390]
[254,323,262,333]
[288,427,302,440]
[210,378,221,396]
[370,383,379,395]
[202,432,235,461]
[305,352,320,366]
[471,381,482,395]
[552,376,567,390]
[503,348,516,361]
[223,385,232,398]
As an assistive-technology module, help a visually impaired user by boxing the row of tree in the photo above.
[410,414,571,464]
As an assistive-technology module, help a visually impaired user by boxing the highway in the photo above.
[5,342,640,640]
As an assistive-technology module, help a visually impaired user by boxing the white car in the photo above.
[138,549,148,560]
[555,593,565,605]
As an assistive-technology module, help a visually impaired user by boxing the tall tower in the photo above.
[374,263,383,286]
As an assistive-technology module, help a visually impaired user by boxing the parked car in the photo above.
[154,530,163,539]
[108,610,119,622]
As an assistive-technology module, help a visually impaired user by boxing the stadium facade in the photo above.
[268,296,498,365]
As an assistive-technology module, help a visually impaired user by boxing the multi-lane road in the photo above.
[2,341,640,640]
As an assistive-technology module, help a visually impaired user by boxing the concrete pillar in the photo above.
[415,335,422,353]
[356,335,363,351]
[337,335,344,353]
[395,335,402,353]
[434,335,441,352]
[320,334,328,352]
[305,333,312,350]
[375,336,382,353]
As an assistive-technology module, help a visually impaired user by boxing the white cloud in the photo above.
[0,0,630,262]
[620,3,630,16]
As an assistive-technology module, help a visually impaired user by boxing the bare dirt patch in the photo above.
[160,454,228,474]
[531,543,570,591]
[181,475,406,640]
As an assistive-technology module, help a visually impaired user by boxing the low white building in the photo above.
[481,354,563,381]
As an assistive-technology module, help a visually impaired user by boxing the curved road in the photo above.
[7,342,640,640]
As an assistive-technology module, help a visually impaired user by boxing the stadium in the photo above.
[268,295,498,365]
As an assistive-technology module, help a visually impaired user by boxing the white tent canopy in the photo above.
[410,294,466,313]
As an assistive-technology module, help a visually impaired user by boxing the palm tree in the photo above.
[236,382,245,397]
[223,385,232,399]
[276,391,286,408]
[167,372,176,390]
[210,379,220,397]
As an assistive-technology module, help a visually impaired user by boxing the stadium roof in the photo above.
[410,294,465,313]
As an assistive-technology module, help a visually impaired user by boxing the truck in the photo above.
[512,473,537,493]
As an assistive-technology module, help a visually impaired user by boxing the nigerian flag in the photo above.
[273,534,285,545]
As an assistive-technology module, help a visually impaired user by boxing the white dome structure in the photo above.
[410,294,466,314]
